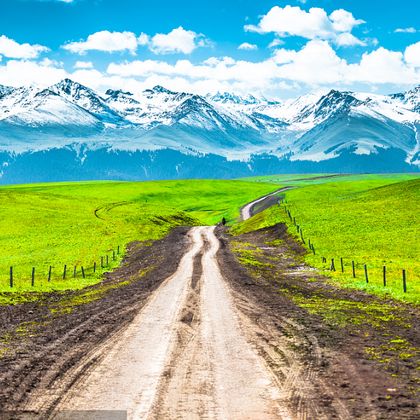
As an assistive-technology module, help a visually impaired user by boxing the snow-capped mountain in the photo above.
[0,78,418,182]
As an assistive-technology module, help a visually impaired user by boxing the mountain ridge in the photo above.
[0,79,418,182]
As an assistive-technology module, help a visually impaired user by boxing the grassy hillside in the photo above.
[0,179,278,298]
[233,174,420,304]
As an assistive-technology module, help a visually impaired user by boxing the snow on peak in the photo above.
[209,92,261,105]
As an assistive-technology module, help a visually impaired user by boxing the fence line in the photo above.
[279,200,410,293]
[5,245,122,288]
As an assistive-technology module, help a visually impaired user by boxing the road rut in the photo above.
[55,226,288,419]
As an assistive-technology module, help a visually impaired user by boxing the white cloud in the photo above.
[238,42,258,50]
[0,35,49,59]
[347,47,418,84]
[63,31,138,54]
[0,59,66,87]
[274,40,348,84]
[329,9,365,33]
[268,39,285,48]
[405,42,420,67]
[245,6,332,38]
[244,5,365,47]
[138,33,149,46]
[335,33,366,47]
[62,27,209,56]
[74,60,93,69]
[395,27,417,34]
[105,39,420,93]
[1,40,419,99]
[149,26,206,54]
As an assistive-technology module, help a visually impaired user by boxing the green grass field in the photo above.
[233,174,420,304]
[1,174,419,305]
[0,179,278,298]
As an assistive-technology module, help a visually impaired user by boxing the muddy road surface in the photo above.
[1,223,418,418]
[48,227,287,418]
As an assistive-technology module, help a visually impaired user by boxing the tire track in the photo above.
[55,227,205,418]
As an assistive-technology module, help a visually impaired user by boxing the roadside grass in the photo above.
[0,179,278,299]
[232,174,420,304]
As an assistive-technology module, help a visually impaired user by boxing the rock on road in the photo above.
[56,226,290,419]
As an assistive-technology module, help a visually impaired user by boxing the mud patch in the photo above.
[0,227,191,413]
[216,223,419,419]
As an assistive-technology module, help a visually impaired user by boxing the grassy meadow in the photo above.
[1,173,418,305]
[234,174,420,304]
[0,179,278,299]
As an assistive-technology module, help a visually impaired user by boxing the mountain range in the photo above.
[0,78,419,183]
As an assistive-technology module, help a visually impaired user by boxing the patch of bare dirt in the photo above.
[0,227,190,415]
[216,223,419,419]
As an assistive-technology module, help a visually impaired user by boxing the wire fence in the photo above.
[6,245,122,289]
[280,199,412,293]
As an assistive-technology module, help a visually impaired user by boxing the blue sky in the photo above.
[0,0,419,98]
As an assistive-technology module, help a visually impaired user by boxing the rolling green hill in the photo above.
[233,174,420,303]
[0,179,278,298]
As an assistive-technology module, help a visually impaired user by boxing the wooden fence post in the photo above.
[340,258,344,273]
[364,265,369,283]
[106,255,109,266]
[117,245,120,255]
[81,266,85,279]
[93,262,96,273]
[48,266,52,282]
[383,266,386,287]
[63,264,67,280]
[331,258,336,271]
[10,266,13,288]
[101,256,104,268]
[352,261,356,278]
[73,266,77,278]
[403,270,407,293]
[31,267,35,287]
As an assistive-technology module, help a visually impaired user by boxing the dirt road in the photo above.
[2,210,418,418]
[51,226,288,419]
[241,187,293,221]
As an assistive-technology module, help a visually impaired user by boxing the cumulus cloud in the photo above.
[107,39,420,92]
[1,39,419,98]
[238,42,258,50]
[62,27,209,56]
[0,35,49,59]
[347,47,418,84]
[244,6,365,47]
[273,40,348,84]
[405,42,420,67]
[329,9,365,33]
[335,33,366,47]
[63,31,138,54]
[149,26,207,54]
[0,59,66,87]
